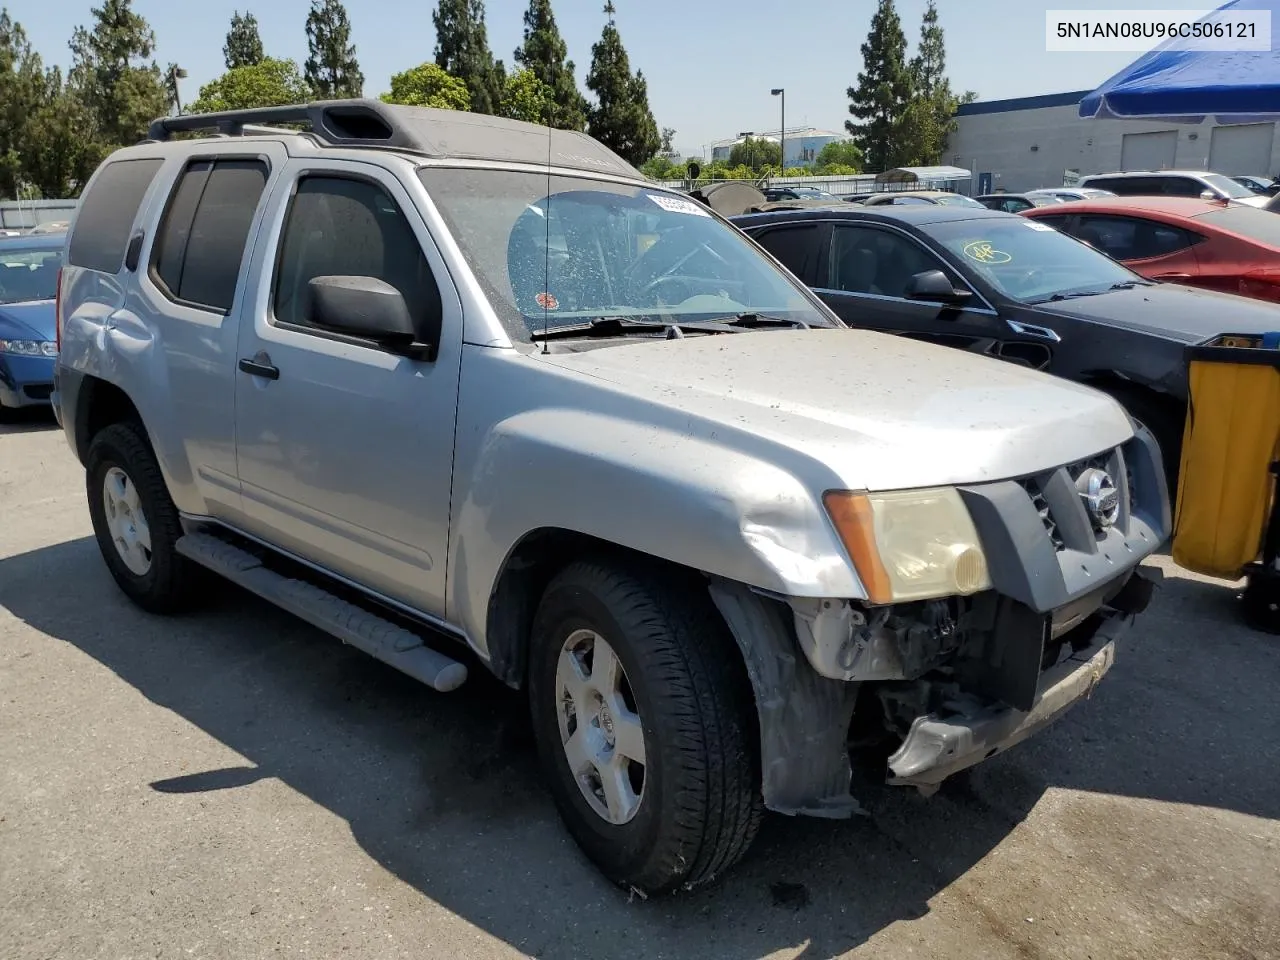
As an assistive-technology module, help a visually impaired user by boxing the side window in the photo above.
[1073,215,1200,260]
[151,158,269,312]
[1161,177,1205,197]
[754,224,822,283]
[67,158,164,274]
[829,225,944,298]
[273,176,442,341]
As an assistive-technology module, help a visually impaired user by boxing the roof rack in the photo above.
[144,97,643,179]
[148,99,405,147]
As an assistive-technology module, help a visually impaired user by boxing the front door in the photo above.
[816,223,1014,353]
[233,160,463,617]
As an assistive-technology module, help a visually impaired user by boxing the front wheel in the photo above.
[528,559,762,894]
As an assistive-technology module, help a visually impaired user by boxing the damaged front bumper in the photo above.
[886,622,1121,794]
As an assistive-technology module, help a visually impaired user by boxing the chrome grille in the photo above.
[1020,446,1130,553]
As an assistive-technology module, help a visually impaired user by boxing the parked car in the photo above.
[56,99,1167,895]
[859,190,986,208]
[1025,187,1117,203]
[763,186,841,203]
[0,234,63,418]
[26,220,70,235]
[1022,195,1280,303]
[975,193,1065,213]
[1079,170,1270,208]
[732,203,1280,486]
[1230,174,1278,196]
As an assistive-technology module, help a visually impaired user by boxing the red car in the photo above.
[1022,196,1280,303]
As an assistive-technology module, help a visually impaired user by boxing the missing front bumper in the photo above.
[885,620,1124,794]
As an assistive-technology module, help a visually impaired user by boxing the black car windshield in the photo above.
[925,217,1143,303]
[418,168,835,340]
[0,241,62,304]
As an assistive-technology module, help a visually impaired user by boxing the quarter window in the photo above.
[272,176,441,340]
[1070,215,1202,261]
[754,224,823,283]
[67,158,164,274]
[152,158,269,312]
[828,225,945,298]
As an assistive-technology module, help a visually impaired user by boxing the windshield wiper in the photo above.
[529,316,745,343]
[704,313,812,330]
[1108,280,1152,290]
[1029,290,1106,303]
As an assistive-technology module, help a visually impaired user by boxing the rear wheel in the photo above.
[86,421,200,613]
[528,559,762,894]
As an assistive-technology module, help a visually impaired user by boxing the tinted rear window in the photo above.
[67,158,164,274]
[1198,206,1280,247]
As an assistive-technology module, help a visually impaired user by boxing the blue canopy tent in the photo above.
[1080,0,1280,122]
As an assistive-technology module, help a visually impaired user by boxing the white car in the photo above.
[1079,171,1270,208]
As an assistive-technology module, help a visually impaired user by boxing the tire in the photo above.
[528,559,762,894]
[85,421,200,614]
[1243,571,1280,635]
[1095,382,1185,497]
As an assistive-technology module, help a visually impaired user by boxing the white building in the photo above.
[709,128,850,169]
[949,90,1280,194]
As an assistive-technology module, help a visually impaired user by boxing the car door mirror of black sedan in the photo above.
[906,269,973,305]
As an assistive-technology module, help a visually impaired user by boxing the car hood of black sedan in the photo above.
[1030,282,1280,343]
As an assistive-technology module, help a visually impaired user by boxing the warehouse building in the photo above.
[709,128,849,169]
[949,91,1280,193]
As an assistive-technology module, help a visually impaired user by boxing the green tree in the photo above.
[380,62,470,110]
[659,126,675,155]
[498,67,551,123]
[189,58,311,113]
[585,3,659,166]
[815,140,863,172]
[304,0,362,98]
[904,1,972,164]
[433,0,503,114]
[224,11,265,69]
[24,70,99,198]
[639,154,682,180]
[0,11,45,198]
[728,136,781,172]
[845,0,913,172]
[68,0,169,149]
[513,0,587,130]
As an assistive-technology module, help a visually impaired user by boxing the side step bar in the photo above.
[175,533,467,692]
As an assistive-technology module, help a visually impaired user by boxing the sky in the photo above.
[8,0,1213,157]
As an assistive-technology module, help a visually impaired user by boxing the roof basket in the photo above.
[147,99,404,149]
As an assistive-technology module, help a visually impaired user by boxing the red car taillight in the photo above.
[54,267,63,352]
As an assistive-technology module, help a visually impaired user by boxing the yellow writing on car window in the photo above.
[962,240,1012,264]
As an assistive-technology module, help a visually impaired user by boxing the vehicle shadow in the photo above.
[0,407,58,433]
[0,538,1275,959]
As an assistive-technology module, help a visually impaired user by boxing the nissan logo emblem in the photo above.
[1076,468,1121,530]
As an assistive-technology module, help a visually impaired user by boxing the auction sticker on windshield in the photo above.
[963,240,1012,264]
[1025,221,1056,231]
[648,194,711,217]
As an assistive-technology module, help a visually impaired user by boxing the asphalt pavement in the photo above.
[2,411,1277,960]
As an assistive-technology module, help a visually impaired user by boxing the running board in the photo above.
[175,533,467,692]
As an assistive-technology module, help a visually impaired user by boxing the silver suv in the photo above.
[53,100,1169,894]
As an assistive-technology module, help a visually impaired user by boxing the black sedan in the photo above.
[732,204,1280,485]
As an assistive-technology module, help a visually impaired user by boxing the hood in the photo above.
[1033,282,1280,343]
[0,300,56,341]
[540,329,1134,492]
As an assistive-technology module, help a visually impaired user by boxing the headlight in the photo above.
[823,487,992,604]
[0,339,57,357]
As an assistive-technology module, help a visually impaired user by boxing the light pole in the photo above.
[166,64,188,115]
[738,131,755,174]
[771,88,785,176]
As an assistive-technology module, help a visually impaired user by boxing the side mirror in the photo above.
[308,276,436,360]
[906,269,972,305]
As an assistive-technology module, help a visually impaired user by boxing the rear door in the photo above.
[749,221,830,285]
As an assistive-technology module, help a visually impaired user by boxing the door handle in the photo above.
[238,357,280,380]
[1154,273,1191,280]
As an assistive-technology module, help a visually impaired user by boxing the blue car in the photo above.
[0,234,63,418]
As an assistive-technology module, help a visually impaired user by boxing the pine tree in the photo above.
[224,11,265,70]
[67,0,169,149]
[585,3,657,166]
[0,12,47,198]
[433,0,503,114]
[905,0,971,165]
[304,0,363,99]
[844,0,913,172]
[513,0,587,130]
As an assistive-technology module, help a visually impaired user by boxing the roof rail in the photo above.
[147,99,405,149]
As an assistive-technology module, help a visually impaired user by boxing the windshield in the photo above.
[794,188,837,200]
[1201,173,1256,199]
[935,194,985,208]
[418,168,835,339]
[0,243,62,304]
[925,217,1142,303]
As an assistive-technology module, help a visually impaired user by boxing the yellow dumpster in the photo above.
[1171,333,1280,634]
